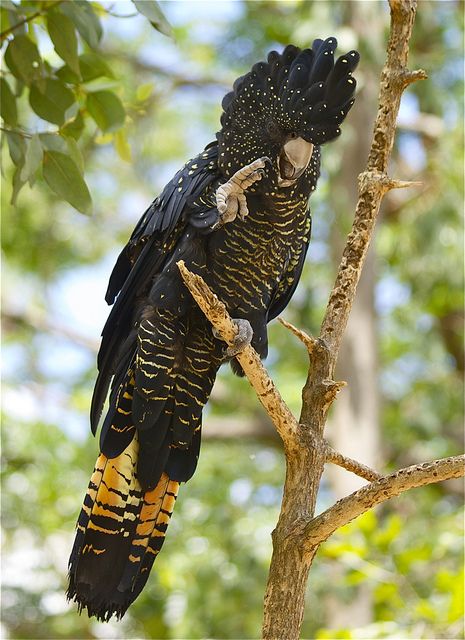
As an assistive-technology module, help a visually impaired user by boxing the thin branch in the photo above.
[0,1,64,42]
[324,445,383,482]
[399,68,428,86]
[0,126,33,139]
[101,48,231,90]
[176,260,300,449]
[304,455,465,548]
[397,111,444,138]
[2,310,99,352]
[102,8,138,18]
[318,9,427,360]
[277,317,316,354]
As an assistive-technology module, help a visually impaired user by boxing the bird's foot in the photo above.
[214,157,270,226]
[213,318,253,358]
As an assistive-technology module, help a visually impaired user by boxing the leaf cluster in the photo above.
[1,0,171,213]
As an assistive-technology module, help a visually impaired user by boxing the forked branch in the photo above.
[177,2,461,639]
[304,455,465,548]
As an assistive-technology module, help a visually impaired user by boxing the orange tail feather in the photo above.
[67,436,179,621]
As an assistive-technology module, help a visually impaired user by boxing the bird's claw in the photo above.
[214,157,270,227]
[213,318,253,358]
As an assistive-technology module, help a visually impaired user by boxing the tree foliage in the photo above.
[1,0,170,213]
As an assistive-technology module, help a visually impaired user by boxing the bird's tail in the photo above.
[67,435,179,621]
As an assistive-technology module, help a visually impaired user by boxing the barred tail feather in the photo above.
[67,436,179,621]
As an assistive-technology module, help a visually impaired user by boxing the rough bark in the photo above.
[303,456,465,548]
[262,2,427,637]
[177,267,464,639]
[325,1,384,627]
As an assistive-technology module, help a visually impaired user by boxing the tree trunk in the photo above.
[325,1,384,629]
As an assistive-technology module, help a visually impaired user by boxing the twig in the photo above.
[304,455,465,548]
[277,317,316,354]
[324,445,382,482]
[0,1,64,42]
[101,48,231,90]
[2,309,99,352]
[0,126,33,139]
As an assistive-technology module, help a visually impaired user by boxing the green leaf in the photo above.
[0,77,18,126]
[29,79,75,126]
[55,64,79,85]
[114,129,131,162]
[61,0,102,49]
[82,78,119,93]
[79,52,114,81]
[64,101,80,124]
[11,165,27,206]
[20,133,43,185]
[39,133,68,154]
[46,10,80,76]
[42,150,92,214]
[1,4,26,37]
[87,90,125,132]
[4,34,42,85]
[132,0,173,38]
[65,136,84,174]
[6,131,26,167]
[0,8,10,34]
[136,82,153,102]
[57,52,114,84]
[61,111,85,140]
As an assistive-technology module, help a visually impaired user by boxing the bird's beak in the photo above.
[277,137,314,187]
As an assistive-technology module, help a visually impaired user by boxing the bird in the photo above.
[67,37,359,621]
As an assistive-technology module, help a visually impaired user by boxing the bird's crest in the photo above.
[220,38,360,146]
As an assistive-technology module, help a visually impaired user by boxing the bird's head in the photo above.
[216,38,359,191]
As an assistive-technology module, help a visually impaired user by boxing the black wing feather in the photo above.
[91,143,219,433]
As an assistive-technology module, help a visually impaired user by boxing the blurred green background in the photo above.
[1,1,463,639]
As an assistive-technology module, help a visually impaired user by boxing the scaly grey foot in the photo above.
[213,318,253,358]
[214,157,270,227]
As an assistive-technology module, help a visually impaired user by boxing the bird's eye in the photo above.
[266,120,281,137]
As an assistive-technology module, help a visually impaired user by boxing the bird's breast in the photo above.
[207,200,309,313]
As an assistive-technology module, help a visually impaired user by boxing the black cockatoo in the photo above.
[67,38,359,621]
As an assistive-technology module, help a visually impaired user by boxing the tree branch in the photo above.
[0,1,64,42]
[304,455,465,548]
[176,260,299,450]
[324,444,383,482]
[101,48,230,90]
[2,309,99,352]
[175,3,459,638]
[176,258,464,638]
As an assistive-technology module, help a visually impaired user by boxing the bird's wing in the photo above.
[90,142,219,433]
[267,212,312,322]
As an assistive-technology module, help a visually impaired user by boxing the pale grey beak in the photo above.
[277,137,314,187]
